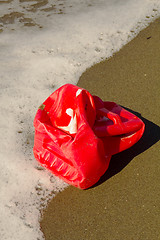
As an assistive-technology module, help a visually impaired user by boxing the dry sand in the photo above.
[41,18,160,240]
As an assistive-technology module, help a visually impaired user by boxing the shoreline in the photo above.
[40,18,160,240]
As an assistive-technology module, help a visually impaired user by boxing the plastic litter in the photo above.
[33,84,145,189]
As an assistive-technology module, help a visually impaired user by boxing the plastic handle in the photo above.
[97,108,122,125]
[95,108,142,137]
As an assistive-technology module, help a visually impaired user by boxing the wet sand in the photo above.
[41,19,160,240]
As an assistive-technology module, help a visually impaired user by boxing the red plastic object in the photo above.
[33,84,145,189]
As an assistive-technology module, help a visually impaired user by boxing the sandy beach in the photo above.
[40,18,160,240]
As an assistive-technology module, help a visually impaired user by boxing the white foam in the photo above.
[0,0,160,239]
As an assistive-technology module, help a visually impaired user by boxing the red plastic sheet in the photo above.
[33,84,145,189]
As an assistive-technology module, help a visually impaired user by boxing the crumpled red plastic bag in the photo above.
[33,84,145,189]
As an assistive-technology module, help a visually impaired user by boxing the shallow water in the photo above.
[0,0,107,32]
